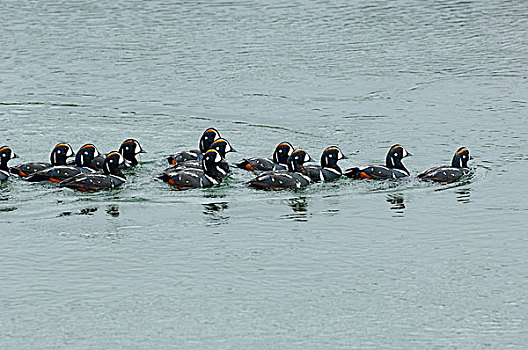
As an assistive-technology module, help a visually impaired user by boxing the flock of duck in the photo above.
[0,128,472,191]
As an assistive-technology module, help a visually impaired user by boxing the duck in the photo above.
[344,144,413,180]
[162,149,225,190]
[418,147,472,183]
[10,143,75,178]
[247,149,313,190]
[235,141,294,172]
[59,152,126,191]
[167,128,220,165]
[90,139,145,169]
[0,146,18,181]
[25,144,101,183]
[304,146,347,182]
[161,138,236,176]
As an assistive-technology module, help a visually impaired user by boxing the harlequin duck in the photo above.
[10,143,75,178]
[235,142,294,172]
[247,149,313,190]
[90,139,145,169]
[304,146,348,182]
[162,149,225,190]
[418,147,472,183]
[25,144,100,183]
[167,128,220,165]
[59,152,126,191]
[344,144,413,180]
[0,146,18,181]
[163,138,236,175]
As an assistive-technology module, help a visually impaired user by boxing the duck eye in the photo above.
[394,153,398,157]
[109,159,113,163]
[2,154,5,157]
[85,151,89,155]
[278,150,282,153]
[329,154,333,158]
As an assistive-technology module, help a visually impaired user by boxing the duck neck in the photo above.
[322,157,341,173]
[0,159,8,171]
[202,161,222,179]
[51,154,67,166]
[387,156,408,173]
[451,154,467,168]
[288,160,304,172]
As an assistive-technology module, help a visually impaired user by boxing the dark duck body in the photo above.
[167,128,220,165]
[247,149,313,191]
[418,147,472,183]
[344,144,413,180]
[10,143,75,178]
[59,152,126,191]
[0,146,18,181]
[304,146,347,182]
[235,142,294,172]
[25,144,100,183]
[161,138,235,179]
[162,149,225,190]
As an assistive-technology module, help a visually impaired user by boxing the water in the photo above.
[1,1,527,348]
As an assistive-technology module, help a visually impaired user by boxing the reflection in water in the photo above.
[0,206,17,212]
[281,196,309,222]
[456,188,471,204]
[79,207,98,215]
[386,194,405,217]
[59,207,98,217]
[202,201,229,226]
[106,205,120,217]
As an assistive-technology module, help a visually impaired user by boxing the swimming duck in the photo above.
[162,138,236,175]
[59,152,126,191]
[235,142,294,172]
[304,146,347,182]
[167,128,220,165]
[0,146,18,181]
[247,149,313,190]
[90,139,145,169]
[344,144,413,180]
[25,144,100,183]
[418,147,472,183]
[162,149,225,190]
[10,143,75,178]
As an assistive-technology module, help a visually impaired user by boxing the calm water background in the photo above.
[1,1,527,348]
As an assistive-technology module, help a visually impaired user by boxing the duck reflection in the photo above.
[203,201,229,226]
[106,205,120,217]
[386,194,405,217]
[79,207,98,215]
[456,188,471,204]
[281,196,309,222]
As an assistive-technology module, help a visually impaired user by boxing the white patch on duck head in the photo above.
[223,141,232,153]
[214,151,222,163]
[134,141,142,154]
[66,144,74,157]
